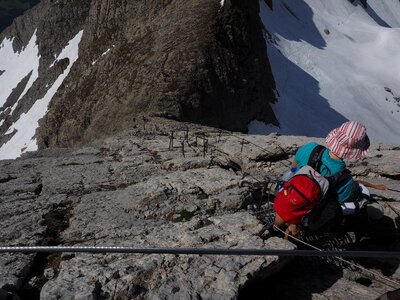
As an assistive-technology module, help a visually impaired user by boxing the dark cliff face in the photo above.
[36,0,277,148]
[0,0,40,32]
[0,0,91,147]
[2,0,277,149]
[179,0,277,131]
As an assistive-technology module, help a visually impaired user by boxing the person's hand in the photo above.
[285,224,300,240]
[374,184,387,190]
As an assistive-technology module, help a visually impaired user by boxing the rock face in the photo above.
[37,0,277,148]
[0,0,277,151]
[1,118,399,299]
[0,0,92,156]
[0,0,40,32]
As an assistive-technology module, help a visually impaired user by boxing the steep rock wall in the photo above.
[34,0,277,148]
[0,0,40,33]
[0,0,91,156]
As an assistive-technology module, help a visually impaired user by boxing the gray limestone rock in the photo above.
[0,118,399,299]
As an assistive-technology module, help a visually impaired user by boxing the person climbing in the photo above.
[272,120,371,239]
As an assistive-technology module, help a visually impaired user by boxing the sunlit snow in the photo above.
[91,46,114,65]
[252,0,400,145]
[0,30,40,111]
[101,48,111,56]
[0,30,84,160]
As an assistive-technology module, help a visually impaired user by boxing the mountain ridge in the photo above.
[0,0,277,159]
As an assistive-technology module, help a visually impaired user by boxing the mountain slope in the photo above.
[0,0,277,159]
[0,0,91,159]
[251,0,400,145]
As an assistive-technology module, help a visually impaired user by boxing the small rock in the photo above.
[44,268,56,280]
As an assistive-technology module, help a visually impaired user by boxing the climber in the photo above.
[271,120,372,239]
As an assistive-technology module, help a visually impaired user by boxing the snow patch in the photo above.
[101,48,111,56]
[220,0,225,8]
[92,46,114,66]
[5,126,14,135]
[367,0,400,28]
[0,30,84,160]
[0,30,40,110]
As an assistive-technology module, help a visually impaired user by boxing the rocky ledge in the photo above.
[1,118,399,299]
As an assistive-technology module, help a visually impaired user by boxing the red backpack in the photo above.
[274,166,329,225]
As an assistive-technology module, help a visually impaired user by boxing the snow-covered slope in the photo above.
[0,30,83,159]
[251,0,400,145]
[0,30,40,114]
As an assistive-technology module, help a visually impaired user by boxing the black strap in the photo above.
[307,144,353,193]
[354,200,360,213]
[289,184,311,205]
[307,145,326,173]
[326,169,352,189]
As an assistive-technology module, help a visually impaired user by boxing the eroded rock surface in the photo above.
[1,118,399,299]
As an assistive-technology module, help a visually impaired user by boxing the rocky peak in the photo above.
[37,0,277,148]
[0,0,277,157]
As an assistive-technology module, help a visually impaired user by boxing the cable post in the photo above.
[184,127,189,141]
[169,131,174,150]
[181,141,185,158]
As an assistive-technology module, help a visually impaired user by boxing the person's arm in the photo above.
[357,179,387,190]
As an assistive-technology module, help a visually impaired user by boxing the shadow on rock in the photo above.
[238,257,343,299]
[343,209,400,277]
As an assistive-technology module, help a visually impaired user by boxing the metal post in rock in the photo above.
[181,141,185,157]
[169,131,174,150]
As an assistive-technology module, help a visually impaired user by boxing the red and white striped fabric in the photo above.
[325,121,370,160]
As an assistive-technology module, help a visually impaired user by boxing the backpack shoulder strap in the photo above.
[326,169,352,189]
[307,145,326,172]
